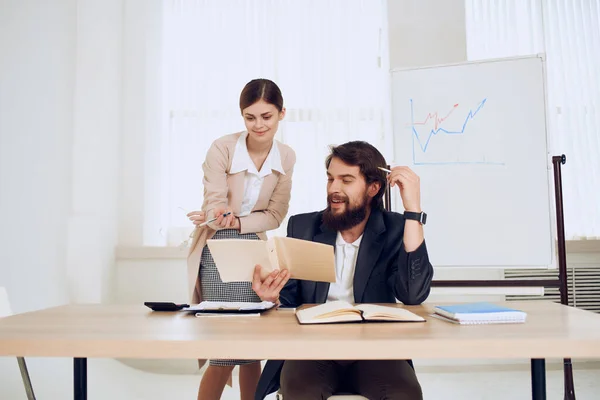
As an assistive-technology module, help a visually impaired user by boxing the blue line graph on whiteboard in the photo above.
[410,98,505,166]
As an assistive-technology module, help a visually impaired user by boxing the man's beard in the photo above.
[322,193,369,231]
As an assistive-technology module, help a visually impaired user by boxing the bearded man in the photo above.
[252,140,434,400]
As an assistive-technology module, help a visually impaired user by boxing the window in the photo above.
[466,0,600,239]
[150,0,391,245]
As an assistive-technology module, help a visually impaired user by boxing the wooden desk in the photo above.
[1,301,599,400]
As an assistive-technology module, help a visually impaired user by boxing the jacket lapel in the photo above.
[252,174,278,211]
[353,209,386,303]
[226,172,246,215]
[313,222,337,303]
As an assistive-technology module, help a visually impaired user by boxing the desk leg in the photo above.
[531,359,546,400]
[74,358,87,400]
[563,358,576,400]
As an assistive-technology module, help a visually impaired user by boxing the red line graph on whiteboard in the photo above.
[412,103,460,131]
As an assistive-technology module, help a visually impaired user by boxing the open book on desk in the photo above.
[206,236,335,283]
[295,301,426,324]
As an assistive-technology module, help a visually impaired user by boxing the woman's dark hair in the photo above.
[325,141,388,210]
[239,79,284,113]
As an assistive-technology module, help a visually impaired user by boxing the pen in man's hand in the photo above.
[199,211,232,227]
[377,166,392,173]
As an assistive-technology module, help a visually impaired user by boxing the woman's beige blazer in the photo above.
[186,131,296,304]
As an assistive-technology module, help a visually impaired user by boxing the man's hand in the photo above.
[388,166,424,251]
[252,264,290,303]
[387,166,422,212]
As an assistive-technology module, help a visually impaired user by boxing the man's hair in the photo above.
[325,141,387,210]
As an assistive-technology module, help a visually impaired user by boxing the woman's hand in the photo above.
[186,210,206,226]
[212,206,236,228]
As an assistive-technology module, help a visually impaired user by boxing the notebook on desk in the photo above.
[431,302,527,325]
[184,301,276,316]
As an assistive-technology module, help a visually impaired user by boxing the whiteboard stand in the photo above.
[385,154,574,400]
[551,154,575,400]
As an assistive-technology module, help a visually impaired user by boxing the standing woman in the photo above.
[186,79,295,400]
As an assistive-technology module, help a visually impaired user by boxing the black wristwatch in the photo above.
[404,211,427,225]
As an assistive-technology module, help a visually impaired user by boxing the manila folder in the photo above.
[273,237,335,283]
[206,237,335,283]
[206,239,277,282]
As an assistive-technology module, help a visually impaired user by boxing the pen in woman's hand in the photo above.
[199,211,232,227]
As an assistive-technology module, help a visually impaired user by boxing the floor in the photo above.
[1,357,598,399]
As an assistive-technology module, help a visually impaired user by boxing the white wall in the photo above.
[119,0,164,248]
[0,0,122,311]
[0,0,76,314]
[387,0,467,69]
[66,0,123,303]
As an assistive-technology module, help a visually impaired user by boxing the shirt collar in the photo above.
[335,231,363,247]
[229,131,285,176]
[268,140,285,175]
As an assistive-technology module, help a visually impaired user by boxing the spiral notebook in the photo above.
[431,302,527,325]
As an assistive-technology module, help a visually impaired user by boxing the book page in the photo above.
[206,239,277,282]
[295,301,362,324]
[274,237,336,282]
[355,304,425,322]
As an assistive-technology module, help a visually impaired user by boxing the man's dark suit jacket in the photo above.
[254,208,434,400]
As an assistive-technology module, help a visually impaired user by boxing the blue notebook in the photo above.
[432,302,527,325]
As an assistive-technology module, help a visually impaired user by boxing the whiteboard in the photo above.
[390,55,555,268]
